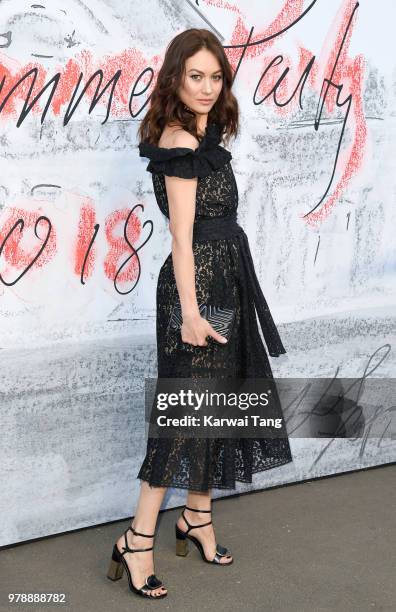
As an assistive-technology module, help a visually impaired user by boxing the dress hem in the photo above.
[136,454,293,492]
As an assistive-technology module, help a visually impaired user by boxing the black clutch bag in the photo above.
[169,303,236,343]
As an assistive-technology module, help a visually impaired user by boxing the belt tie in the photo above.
[192,213,286,358]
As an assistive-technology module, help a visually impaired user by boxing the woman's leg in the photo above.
[116,481,168,596]
[177,488,233,564]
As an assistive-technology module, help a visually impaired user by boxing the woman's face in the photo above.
[177,48,223,117]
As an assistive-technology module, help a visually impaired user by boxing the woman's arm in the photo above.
[164,130,227,347]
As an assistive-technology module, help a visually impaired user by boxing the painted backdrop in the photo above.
[1,0,395,546]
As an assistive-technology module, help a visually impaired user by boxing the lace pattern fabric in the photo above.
[137,122,293,491]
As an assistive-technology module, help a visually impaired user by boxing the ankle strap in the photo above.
[120,529,154,555]
[185,505,211,513]
[129,524,156,538]
[181,508,212,534]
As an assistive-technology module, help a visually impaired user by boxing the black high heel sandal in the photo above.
[106,525,167,599]
[175,505,233,565]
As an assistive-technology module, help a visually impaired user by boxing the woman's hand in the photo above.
[181,313,228,347]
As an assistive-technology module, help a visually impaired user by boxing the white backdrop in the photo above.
[0,0,395,546]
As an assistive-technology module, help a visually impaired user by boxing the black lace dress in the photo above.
[137,122,293,491]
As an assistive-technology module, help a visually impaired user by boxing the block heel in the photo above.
[175,524,189,556]
[174,505,233,565]
[107,544,125,580]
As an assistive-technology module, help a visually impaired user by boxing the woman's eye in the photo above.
[191,75,222,81]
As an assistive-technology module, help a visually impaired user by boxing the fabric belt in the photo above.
[192,213,286,358]
[192,213,244,241]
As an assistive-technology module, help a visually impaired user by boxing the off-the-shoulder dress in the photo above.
[137,121,293,491]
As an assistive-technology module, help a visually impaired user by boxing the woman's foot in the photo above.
[116,526,167,597]
[176,508,233,564]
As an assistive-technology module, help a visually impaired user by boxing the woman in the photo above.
[107,28,293,599]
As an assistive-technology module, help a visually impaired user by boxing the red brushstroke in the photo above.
[0,207,56,277]
[103,207,142,283]
[225,0,305,66]
[73,198,96,281]
[0,0,365,226]
[225,0,365,225]
[0,47,159,119]
[303,0,366,226]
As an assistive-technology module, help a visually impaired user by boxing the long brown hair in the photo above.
[137,28,239,147]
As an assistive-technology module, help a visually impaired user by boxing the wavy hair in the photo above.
[137,28,239,147]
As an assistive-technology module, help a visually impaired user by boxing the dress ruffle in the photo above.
[138,122,232,179]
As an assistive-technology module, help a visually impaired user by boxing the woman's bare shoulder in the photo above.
[158,124,199,150]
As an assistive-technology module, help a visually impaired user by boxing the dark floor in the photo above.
[1,464,395,612]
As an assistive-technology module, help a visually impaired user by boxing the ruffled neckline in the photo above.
[138,121,231,179]
[139,121,224,154]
